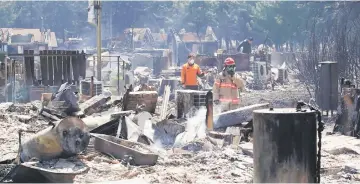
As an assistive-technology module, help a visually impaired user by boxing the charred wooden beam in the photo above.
[205,90,213,131]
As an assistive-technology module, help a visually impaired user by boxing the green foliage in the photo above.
[0,1,349,47]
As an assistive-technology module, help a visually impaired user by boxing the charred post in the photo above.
[205,90,213,131]
[90,76,94,97]
[334,87,360,136]
[253,108,317,183]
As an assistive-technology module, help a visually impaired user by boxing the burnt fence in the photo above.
[9,50,87,86]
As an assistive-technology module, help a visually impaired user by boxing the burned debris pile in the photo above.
[0,75,302,183]
[0,52,357,183]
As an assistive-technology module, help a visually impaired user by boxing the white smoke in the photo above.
[173,107,218,148]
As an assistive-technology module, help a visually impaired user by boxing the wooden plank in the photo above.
[40,50,48,86]
[48,50,54,86]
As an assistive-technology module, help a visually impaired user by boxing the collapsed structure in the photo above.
[0,27,358,183]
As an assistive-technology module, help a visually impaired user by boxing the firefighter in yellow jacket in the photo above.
[213,57,245,112]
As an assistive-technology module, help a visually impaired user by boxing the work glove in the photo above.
[214,100,220,105]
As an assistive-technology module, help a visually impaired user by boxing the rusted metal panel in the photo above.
[217,53,250,71]
[92,133,159,166]
[253,108,317,183]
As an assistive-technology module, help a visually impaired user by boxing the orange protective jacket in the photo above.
[181,63,203,86]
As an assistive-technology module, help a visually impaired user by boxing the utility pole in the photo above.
[95,1,102,81]
[41,17,44,32]
[110,6,112,39]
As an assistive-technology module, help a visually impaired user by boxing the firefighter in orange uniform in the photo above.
[181,54,204,90]
[213,57,245,112]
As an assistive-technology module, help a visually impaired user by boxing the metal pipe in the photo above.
[20,117,90,162]
[122,59,125,80]
[90,76,94,97]
[96,0,102,81]
[93,56,96,77]
[117,56,120,96]
[12,59,15,103]
[4,57,7,97]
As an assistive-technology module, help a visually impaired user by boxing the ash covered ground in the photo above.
[0,82,359,183]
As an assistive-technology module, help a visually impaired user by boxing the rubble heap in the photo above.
[0,77,356,183]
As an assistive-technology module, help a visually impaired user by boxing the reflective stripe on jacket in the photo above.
[213,72,245,108]
[181,63,202,86]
